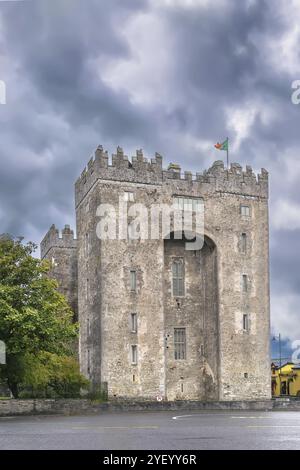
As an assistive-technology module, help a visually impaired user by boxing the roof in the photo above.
[271,361,295,370]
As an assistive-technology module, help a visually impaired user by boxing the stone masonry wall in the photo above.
[0,398,280,417]
[75,145,270,402]
[164,238,219,401]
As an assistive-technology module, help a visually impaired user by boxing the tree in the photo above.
[0,237,78,397]
[43,353,89,398]
[15,352,89,398]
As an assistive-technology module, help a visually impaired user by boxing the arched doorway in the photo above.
[163,233,219,401]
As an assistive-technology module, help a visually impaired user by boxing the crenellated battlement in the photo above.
[40,224,77,259]
[75,146,268,207]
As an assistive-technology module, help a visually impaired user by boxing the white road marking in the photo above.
[172,414,275,420]
[71,425,158,430]
[172,413,241,420]
[231,416,273,419]
[172,414,194,420]
[248,425,300,428]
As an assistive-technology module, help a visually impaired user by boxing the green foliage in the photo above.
[15,352,89,399]
[0,237,80,397]
[0,238,77,355]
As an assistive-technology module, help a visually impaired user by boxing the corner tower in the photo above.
[40,224,78,319]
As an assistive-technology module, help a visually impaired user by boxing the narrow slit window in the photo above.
[86,278,89,300]
[130,270,137,291]
[172,260,184,297]
[131,313,137,333]
[174,328,186,360]
[242,274,248,292]
[243,314,249,332]
[131,345,137,364]
[85,232,89,255]
[241,233,247,253]
[87,349,90,375]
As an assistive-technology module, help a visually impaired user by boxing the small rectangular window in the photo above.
[241,233,247,253]
[241,205,250,217]
[131,345,137,364]
[174,328,186,360]
[242,274,248,292]
[243,314,249,332]
[130,270,137,291]
[131,313,137,333]
[124,191,134,202]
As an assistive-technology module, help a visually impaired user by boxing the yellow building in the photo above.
[271,362,300,397]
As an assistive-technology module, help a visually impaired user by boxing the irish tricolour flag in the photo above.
[214,138,228,151]
[214,137,229,167]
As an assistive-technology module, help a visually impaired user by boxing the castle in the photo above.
[41,145,271,401]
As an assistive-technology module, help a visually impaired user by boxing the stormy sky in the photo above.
[0,0,300,349]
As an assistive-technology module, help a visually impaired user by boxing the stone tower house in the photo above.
[42,145,271,401]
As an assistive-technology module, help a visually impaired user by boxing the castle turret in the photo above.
[41,224,78,320]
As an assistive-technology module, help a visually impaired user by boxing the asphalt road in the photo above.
[0,410,300,450]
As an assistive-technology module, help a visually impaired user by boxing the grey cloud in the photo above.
[0,0,299,343]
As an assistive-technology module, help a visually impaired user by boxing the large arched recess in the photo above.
[163,232,219,401]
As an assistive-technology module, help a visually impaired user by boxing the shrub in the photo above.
[16,352,89,399]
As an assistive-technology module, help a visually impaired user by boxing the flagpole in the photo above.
[226,137,229,169]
